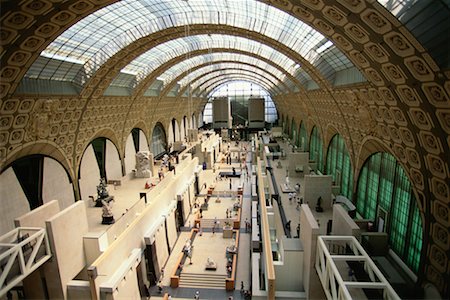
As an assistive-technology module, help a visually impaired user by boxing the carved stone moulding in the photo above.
[409,166,425,191]
[422,83,450,109]
[425,154,447,180]
[364,68,384,86]
[378,87,397,106]
[360,8,392,34]
[364,42,389,64]
[429,244,448,274]
[302,0,325,11]
[349,50,370,68]
[405,147,420,169]
[433,200,450,226]
[404,56,435,82]
[381,63,406,84]
[337,0,366,13]
[396,85,421,107]
[3,11,35,30]
[431,177,449,204]
[418,131,442,155]
[435,110,450,135]
[390,107,408,127]
[268,0,293,11]
[383,32,414,58]
[292,5,314,22]
[432,222,449,250]
[344,23,370,44]
[323,5,348,27]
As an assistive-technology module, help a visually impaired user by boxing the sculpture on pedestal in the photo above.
[135,151,151,178]
[94,178,114,207]
[101,199,115,224]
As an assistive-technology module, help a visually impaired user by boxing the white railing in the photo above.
[0,227,51,297]
[315,236,400,300]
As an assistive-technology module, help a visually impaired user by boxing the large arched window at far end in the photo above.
[356,152,423,273]
[152,123,167,157]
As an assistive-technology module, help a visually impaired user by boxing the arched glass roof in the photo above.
[27,0,357,87]
[124,34,297,84]
[158,54,297,94]
[191,69,281,95]
[191,72,275,96]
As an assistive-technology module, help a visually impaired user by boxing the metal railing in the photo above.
[0,227,51,297]
[315,236,400,300]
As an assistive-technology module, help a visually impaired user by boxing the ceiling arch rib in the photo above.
[164,61,293,97]
[159,60,294,98]
[204,79,272,98]
[181,70,280,98]
[34,0,355,87]
[171,65,286,98]
[132,48,306,98]
[156,52,304,95]
[112,34,309,94]
[192,69,284,97]
[197,76,274,100]
[185,69,281,97]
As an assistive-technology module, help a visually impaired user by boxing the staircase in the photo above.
[200,218,231,229]
[179,273,227,289]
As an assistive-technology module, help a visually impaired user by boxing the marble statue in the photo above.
[95,178,114,207]
[135,151,151,178]
[101,199,115,224]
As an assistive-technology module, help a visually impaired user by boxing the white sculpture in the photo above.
[135,151,151,178]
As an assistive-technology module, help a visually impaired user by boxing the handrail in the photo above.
[256,158,276,299]
[316,236,401,300]
[225,229,240,291]
[170,228,198,288]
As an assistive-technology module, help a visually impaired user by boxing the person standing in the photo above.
[229,178,232,190]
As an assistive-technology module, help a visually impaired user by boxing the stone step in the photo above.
[181,273,226,279]
[178,282,224,289]
[179,272,226,289]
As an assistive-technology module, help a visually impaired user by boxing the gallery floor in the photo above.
[146,139,331,300]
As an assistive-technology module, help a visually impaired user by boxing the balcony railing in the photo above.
[0,227,51,297]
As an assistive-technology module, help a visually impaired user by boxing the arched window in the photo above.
[309,126,324,172]
[356,152,423,273]
[291,119,297,143]
[298,122,307,150]
[151,123,167,157]
[326,134,353,200]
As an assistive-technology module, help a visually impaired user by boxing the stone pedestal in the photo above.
[102,215,115,225]
[223,227,233,238]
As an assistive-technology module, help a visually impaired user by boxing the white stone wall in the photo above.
[105,139,122,180]
[139,130,149,152]
[79,145,101,201]
[124,134,135,175]
[0,168,29,235]
[42,157,75,209]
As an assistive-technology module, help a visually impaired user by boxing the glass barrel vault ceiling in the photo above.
[25,0,363,92]
[182,62,288,93]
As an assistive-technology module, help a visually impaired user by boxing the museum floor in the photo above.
[145,139,331,300]
[79,138,420,300]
